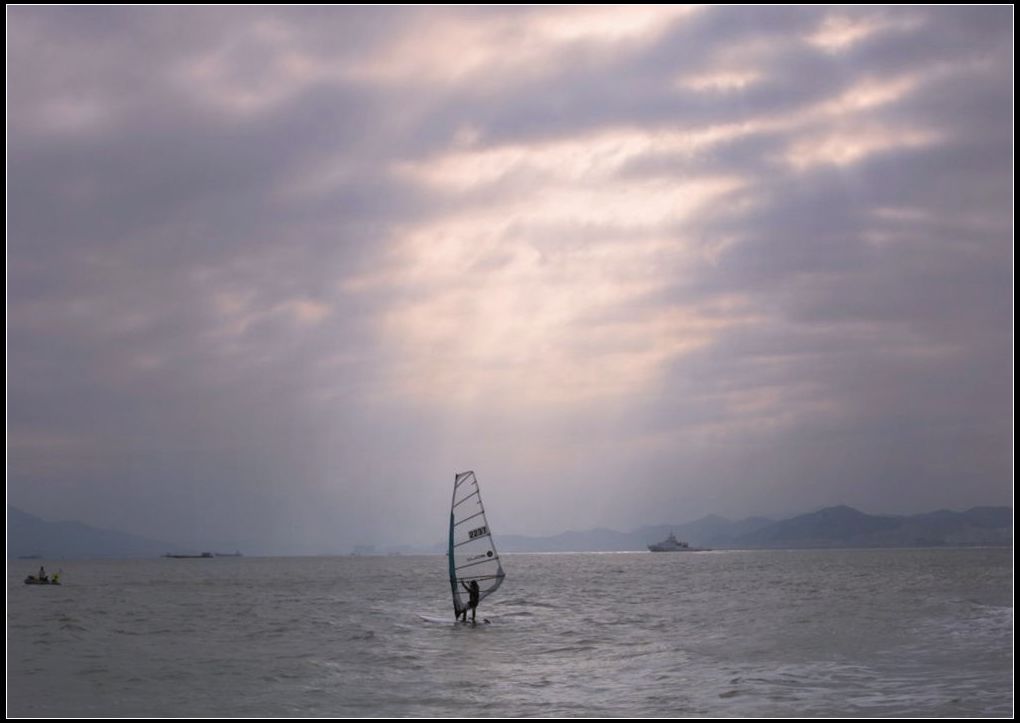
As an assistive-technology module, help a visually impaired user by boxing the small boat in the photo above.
[647,532,710,552]
[24,575,61,585]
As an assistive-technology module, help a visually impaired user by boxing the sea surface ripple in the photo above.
[7,548,1012,717]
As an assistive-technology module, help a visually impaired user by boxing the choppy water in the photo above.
[7,548,1013,717]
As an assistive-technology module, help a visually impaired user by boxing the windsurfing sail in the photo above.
[448,471,505,618]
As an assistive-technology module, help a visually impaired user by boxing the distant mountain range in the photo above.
[7,504,1012,559]
[498,505,1012,552]
[7,506,190,559]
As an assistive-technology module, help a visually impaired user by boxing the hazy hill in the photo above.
[733,506,1012,549]
[7,506,188,559]
[497,506,1011,552]
[735,505,902,547]
[10,503,1011,558]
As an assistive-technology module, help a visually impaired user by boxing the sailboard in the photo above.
[416,613,491,625]
[448,471,505,620]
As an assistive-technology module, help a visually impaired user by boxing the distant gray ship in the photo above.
[647,532,711,552]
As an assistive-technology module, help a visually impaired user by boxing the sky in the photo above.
[7,6,1013,554]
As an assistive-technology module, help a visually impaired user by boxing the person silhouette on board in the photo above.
[459,579,480,623]
[38,566,48,583]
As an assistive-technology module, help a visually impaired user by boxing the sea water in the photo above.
[6,548,1012,717]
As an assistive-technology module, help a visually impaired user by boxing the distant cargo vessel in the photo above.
[647,532,711,552]
[164,550,242,559]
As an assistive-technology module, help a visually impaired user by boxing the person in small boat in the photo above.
[38,566,48,583]
[459,579,480,623]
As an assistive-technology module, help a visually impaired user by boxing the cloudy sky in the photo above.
[7,6,1012,553]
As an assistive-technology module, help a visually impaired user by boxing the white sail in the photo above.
[448,471,505,618]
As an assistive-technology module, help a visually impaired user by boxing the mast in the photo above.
[449,473,462,617]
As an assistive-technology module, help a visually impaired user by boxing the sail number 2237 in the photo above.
[468,525,489,540]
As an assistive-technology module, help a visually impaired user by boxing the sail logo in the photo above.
[467,550,494,562]
[468,525,489,540]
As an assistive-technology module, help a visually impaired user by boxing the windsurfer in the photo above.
[459,579,480,623]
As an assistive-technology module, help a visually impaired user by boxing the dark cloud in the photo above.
[7,7,1012,551]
